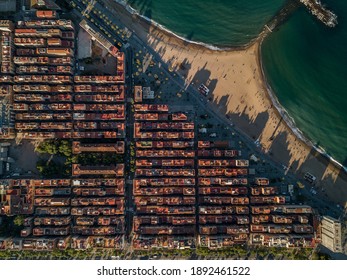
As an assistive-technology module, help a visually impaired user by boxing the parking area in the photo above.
[130,49,294,191]
[7,140,40,176]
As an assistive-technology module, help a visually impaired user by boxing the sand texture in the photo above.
[109,1,347,206]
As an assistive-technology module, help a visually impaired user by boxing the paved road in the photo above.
[105,4,342,218]
[71,0,343,224]
[124,46,134,241]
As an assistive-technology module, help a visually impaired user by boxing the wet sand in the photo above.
[109,0,347,206]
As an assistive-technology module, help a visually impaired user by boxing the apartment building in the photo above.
[132,101,196,250]
[321,216,343,253]
[0,178,125,250]
[0,15,126,140]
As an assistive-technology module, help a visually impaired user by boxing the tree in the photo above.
[36,140,72,157]
[319,253,331,260]
[36,160,69,177]
[36,161,45,173]
[311,252,319,260]
[36,140,58,155]
[58,140,72,157]
[13,215,24,227]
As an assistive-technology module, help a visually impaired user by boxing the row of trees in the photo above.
[123,246,319,260]
[0,246,328,260]
[36,139,138,165]
[129,142,135,173]
[0,249,125,260]
[36,140,125,176]
[35,140,73,177]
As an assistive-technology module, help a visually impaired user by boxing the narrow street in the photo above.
[124,46,134,241]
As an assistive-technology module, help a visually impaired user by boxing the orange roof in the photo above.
[15,28,36,34]
[36,10,56,18]
[110,46,119,56]
[47,38,61,44]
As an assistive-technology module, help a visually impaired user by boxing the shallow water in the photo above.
[262,0,347,165]
[126,0,347,166]
[127,0,286,46]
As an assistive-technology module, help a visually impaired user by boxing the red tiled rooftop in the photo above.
[36,10,57,18]
[72,164,124,176]
[72,141,125,154]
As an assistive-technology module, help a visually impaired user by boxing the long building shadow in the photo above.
[318,245,347,260]
[267,129,347,206]
[190,63,218,94]
[107,0,347,207]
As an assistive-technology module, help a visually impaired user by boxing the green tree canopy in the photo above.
[13,215,24,227]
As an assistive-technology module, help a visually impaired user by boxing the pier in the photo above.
[260,0,337,38]
[261,0,300,34]
[299,0,337,27]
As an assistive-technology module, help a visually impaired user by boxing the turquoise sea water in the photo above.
[126,0,347,166]
[261,0,347,166]
[127,0,286,46]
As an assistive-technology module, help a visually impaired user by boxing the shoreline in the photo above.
[115,0,346,172]
[114,0,260,51]
[110,0,347,204]
[257,39,347,174]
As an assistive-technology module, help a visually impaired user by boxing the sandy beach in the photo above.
[107,0,347,207]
